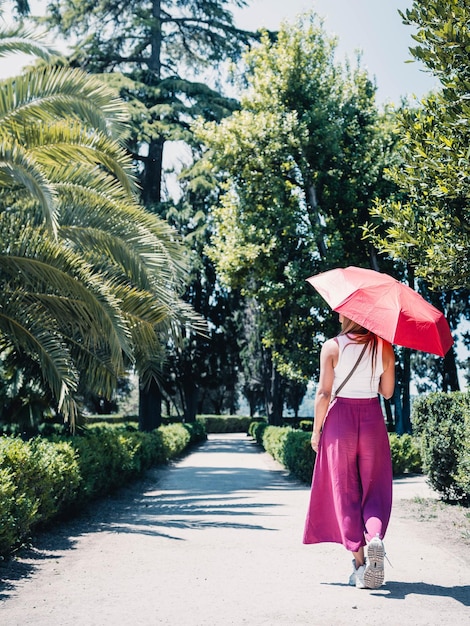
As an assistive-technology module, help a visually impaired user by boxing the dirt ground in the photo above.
[392,496,470,561]
[0,434,469,626]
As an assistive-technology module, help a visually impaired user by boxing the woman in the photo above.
[303,315,395,589]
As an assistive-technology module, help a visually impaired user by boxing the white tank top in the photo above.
[333,334,384,398]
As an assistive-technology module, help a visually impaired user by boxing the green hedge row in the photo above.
[196,415,253,433]
[248,422,422,484]
[412,392,470,504]
[75,414,254,433]
[0,422,206,558]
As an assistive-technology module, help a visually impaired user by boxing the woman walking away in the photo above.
[303,315,395,589]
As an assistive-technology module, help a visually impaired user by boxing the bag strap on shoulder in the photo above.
[330,340,368,402]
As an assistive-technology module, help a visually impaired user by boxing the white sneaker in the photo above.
[355,564,366,589]
[364,535,385,589]
[348,559,356,586]
[349,559,366,588]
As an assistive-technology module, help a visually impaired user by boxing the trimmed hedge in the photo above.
[85,414,255,434]
[257,425,315,484]
[0,421,206,558]
[196,415,253,433]
[0,437,80,556]
[250,423,422,484]
[248,420,268,444]
[412,392,470,504]
[389,433,422,476]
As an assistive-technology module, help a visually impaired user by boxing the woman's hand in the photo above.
[311,430,321,452]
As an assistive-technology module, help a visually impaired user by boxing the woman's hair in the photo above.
[339,315,379,375]
[339,316,369,338]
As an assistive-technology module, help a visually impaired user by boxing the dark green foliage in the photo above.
[196,415,252,433]
[282,430,316,484]
[261,426,291,466]
[260,426,315,484]
[412,391,470,504]
[0,436,80,554]
[388,433,422,475]
[369,1,470,290]
[248,420,268,445]
[0,468,17,556]
[183,420,207,444]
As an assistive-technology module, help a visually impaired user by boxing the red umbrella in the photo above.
[306,266,454,357]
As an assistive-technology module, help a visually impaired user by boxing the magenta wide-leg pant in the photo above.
[303,397,392,552]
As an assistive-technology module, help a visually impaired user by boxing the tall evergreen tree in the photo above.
[41,0,256,427]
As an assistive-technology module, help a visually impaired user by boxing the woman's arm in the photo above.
[311,338,338,451]
[378,340,395,400]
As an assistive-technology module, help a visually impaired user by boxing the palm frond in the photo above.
[0,66,130,139]
[18,120,138,195]
[0,139,58,231]
[0,295,79,412]
[0,214,131,362]
[0,25,60,61]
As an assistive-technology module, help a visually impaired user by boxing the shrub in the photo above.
[68,425,169,502]
[388,434,422,476]
[412,392,470,504]
[283,430,315,483]
[0,467,21,555]
[196,415,252,433]
[0,436,80,553]
[183,421,207,444]
[0,438,39,542]
[261,426,290,466]
[160,423,191,458]
[248,420,267,444]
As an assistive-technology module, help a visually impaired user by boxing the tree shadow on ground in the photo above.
[375,581,470,606]
[0,435,304,599]
[322,580,470,607]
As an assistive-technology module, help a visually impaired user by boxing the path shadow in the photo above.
[377,581,470,606]
[0,435,301,598]
[322,580,470,607]
[0,535,80,601]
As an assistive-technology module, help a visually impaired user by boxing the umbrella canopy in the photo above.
[306,266,454,357]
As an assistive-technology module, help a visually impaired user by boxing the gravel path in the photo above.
[0,433,469,625]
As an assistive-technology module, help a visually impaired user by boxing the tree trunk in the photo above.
[394,349,412,435]
[183,379,198,422]
[383,397,394,432]
[442,347,460,391]
[139,0,164,427]
[392,383,402,435]
[138,377,162,431]
[305,180,328,259]
[263,351,283,426]
[401,347,412,434]
[397,266,413,435]
[142,137,164,206]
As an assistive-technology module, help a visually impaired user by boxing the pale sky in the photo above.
[233,0,437,105]
[2,1,437,104]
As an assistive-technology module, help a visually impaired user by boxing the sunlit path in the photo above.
[1,434,468,625]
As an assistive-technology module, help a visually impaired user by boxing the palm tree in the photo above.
[0,28,201,427]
